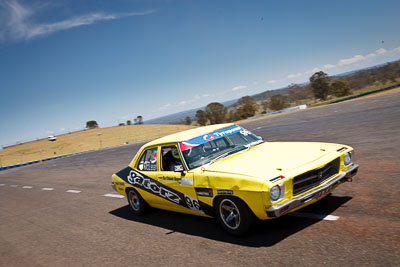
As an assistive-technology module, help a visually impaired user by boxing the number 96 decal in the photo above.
[185,195,203,213]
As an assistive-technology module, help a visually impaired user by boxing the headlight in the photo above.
[344,151,353,166]
[270,183,285,202]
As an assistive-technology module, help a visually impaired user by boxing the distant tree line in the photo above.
[86,120,98,129]
[344,60,400,90]
[86,115,144,129]
[118,115,144,126]
[134,115,144,125]
[194,94,289,126]
[192,60,400,126]
[87,60,400,128]
[195,96,259,126]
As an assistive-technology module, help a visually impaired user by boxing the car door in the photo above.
[157,145,203,215]
[134,146,172,207]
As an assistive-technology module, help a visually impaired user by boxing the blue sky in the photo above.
[1,0,400,147]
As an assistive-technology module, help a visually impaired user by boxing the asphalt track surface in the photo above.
[1,89,399,266]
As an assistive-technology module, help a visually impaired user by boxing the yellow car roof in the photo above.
[145,123,235,147]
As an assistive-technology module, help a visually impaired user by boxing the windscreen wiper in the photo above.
[209,148,244,165]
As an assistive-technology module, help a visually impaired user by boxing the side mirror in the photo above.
[174,165,186,176]
[174,165,184,172]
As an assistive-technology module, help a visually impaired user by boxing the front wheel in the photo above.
[215,197,255,236]
[127,188,148,215]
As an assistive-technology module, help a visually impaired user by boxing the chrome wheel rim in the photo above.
[219,199,240,230]
[128,190,140,211]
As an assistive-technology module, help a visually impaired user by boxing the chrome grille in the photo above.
[292,157,340,196]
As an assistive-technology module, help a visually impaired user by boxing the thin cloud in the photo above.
[159,93,211,110]
[264,46,400,88]
[376,48,387,55]
[304,67,321,75]
[160,103,172,110]
[337,47,392,66]
[287,73,302,79]
[338,54,365,66]
[232,85,248,91]
[392,46,400,53]
[323,64,336,70]
[0,0,156,41]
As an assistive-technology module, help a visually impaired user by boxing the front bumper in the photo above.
[266,164,359,218]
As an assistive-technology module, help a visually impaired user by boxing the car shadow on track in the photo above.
[109,195,351,247]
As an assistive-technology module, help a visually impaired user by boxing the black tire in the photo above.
[215,196,255,236]
[126,188,148,215]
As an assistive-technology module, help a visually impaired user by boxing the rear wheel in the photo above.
[127,188,148,215]
[215,197,255,236]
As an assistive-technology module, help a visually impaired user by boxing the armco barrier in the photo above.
[248,104,307,120]
[330,83,400,104]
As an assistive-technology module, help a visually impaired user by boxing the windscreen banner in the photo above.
[179,125,243,151]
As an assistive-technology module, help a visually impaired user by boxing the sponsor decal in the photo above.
[269,175,285,182]
[115,167,214,216]
[127,170,181,204]
[179,141,197,152]
[217,190,233,195]
[203,134,214,141]
[212,126,242,139]
[179,125,244,151]
[185,194,202,212]
[160,176,180,182]
[179,178,193,186]
[316,188,331,200]
[195,188,213,197]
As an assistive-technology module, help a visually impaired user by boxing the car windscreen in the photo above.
[179,125,262,169]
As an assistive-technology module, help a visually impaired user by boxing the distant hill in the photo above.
[251,87,291,102]
[145,108,199,124]
[145,98,238,124]
[145,59,400,124]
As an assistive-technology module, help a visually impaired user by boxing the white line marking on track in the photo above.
[22,186,33,189]
[0,184,5,186]
[10,185,18,187]
[322,215,340,221]
[66,190,81,193]
[42,188,54,191]
[288,212,340,221]
[104,193,124,199]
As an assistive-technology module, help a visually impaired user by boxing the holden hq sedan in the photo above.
[111,123,358,235]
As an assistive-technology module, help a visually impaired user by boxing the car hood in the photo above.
[202,142,342,179]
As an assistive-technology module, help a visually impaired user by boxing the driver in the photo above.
[169,147,183,171]
[163,147,183,171]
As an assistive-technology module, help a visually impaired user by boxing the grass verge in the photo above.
[0,124,197,167]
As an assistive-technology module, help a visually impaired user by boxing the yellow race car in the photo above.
[111,123,358,235]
